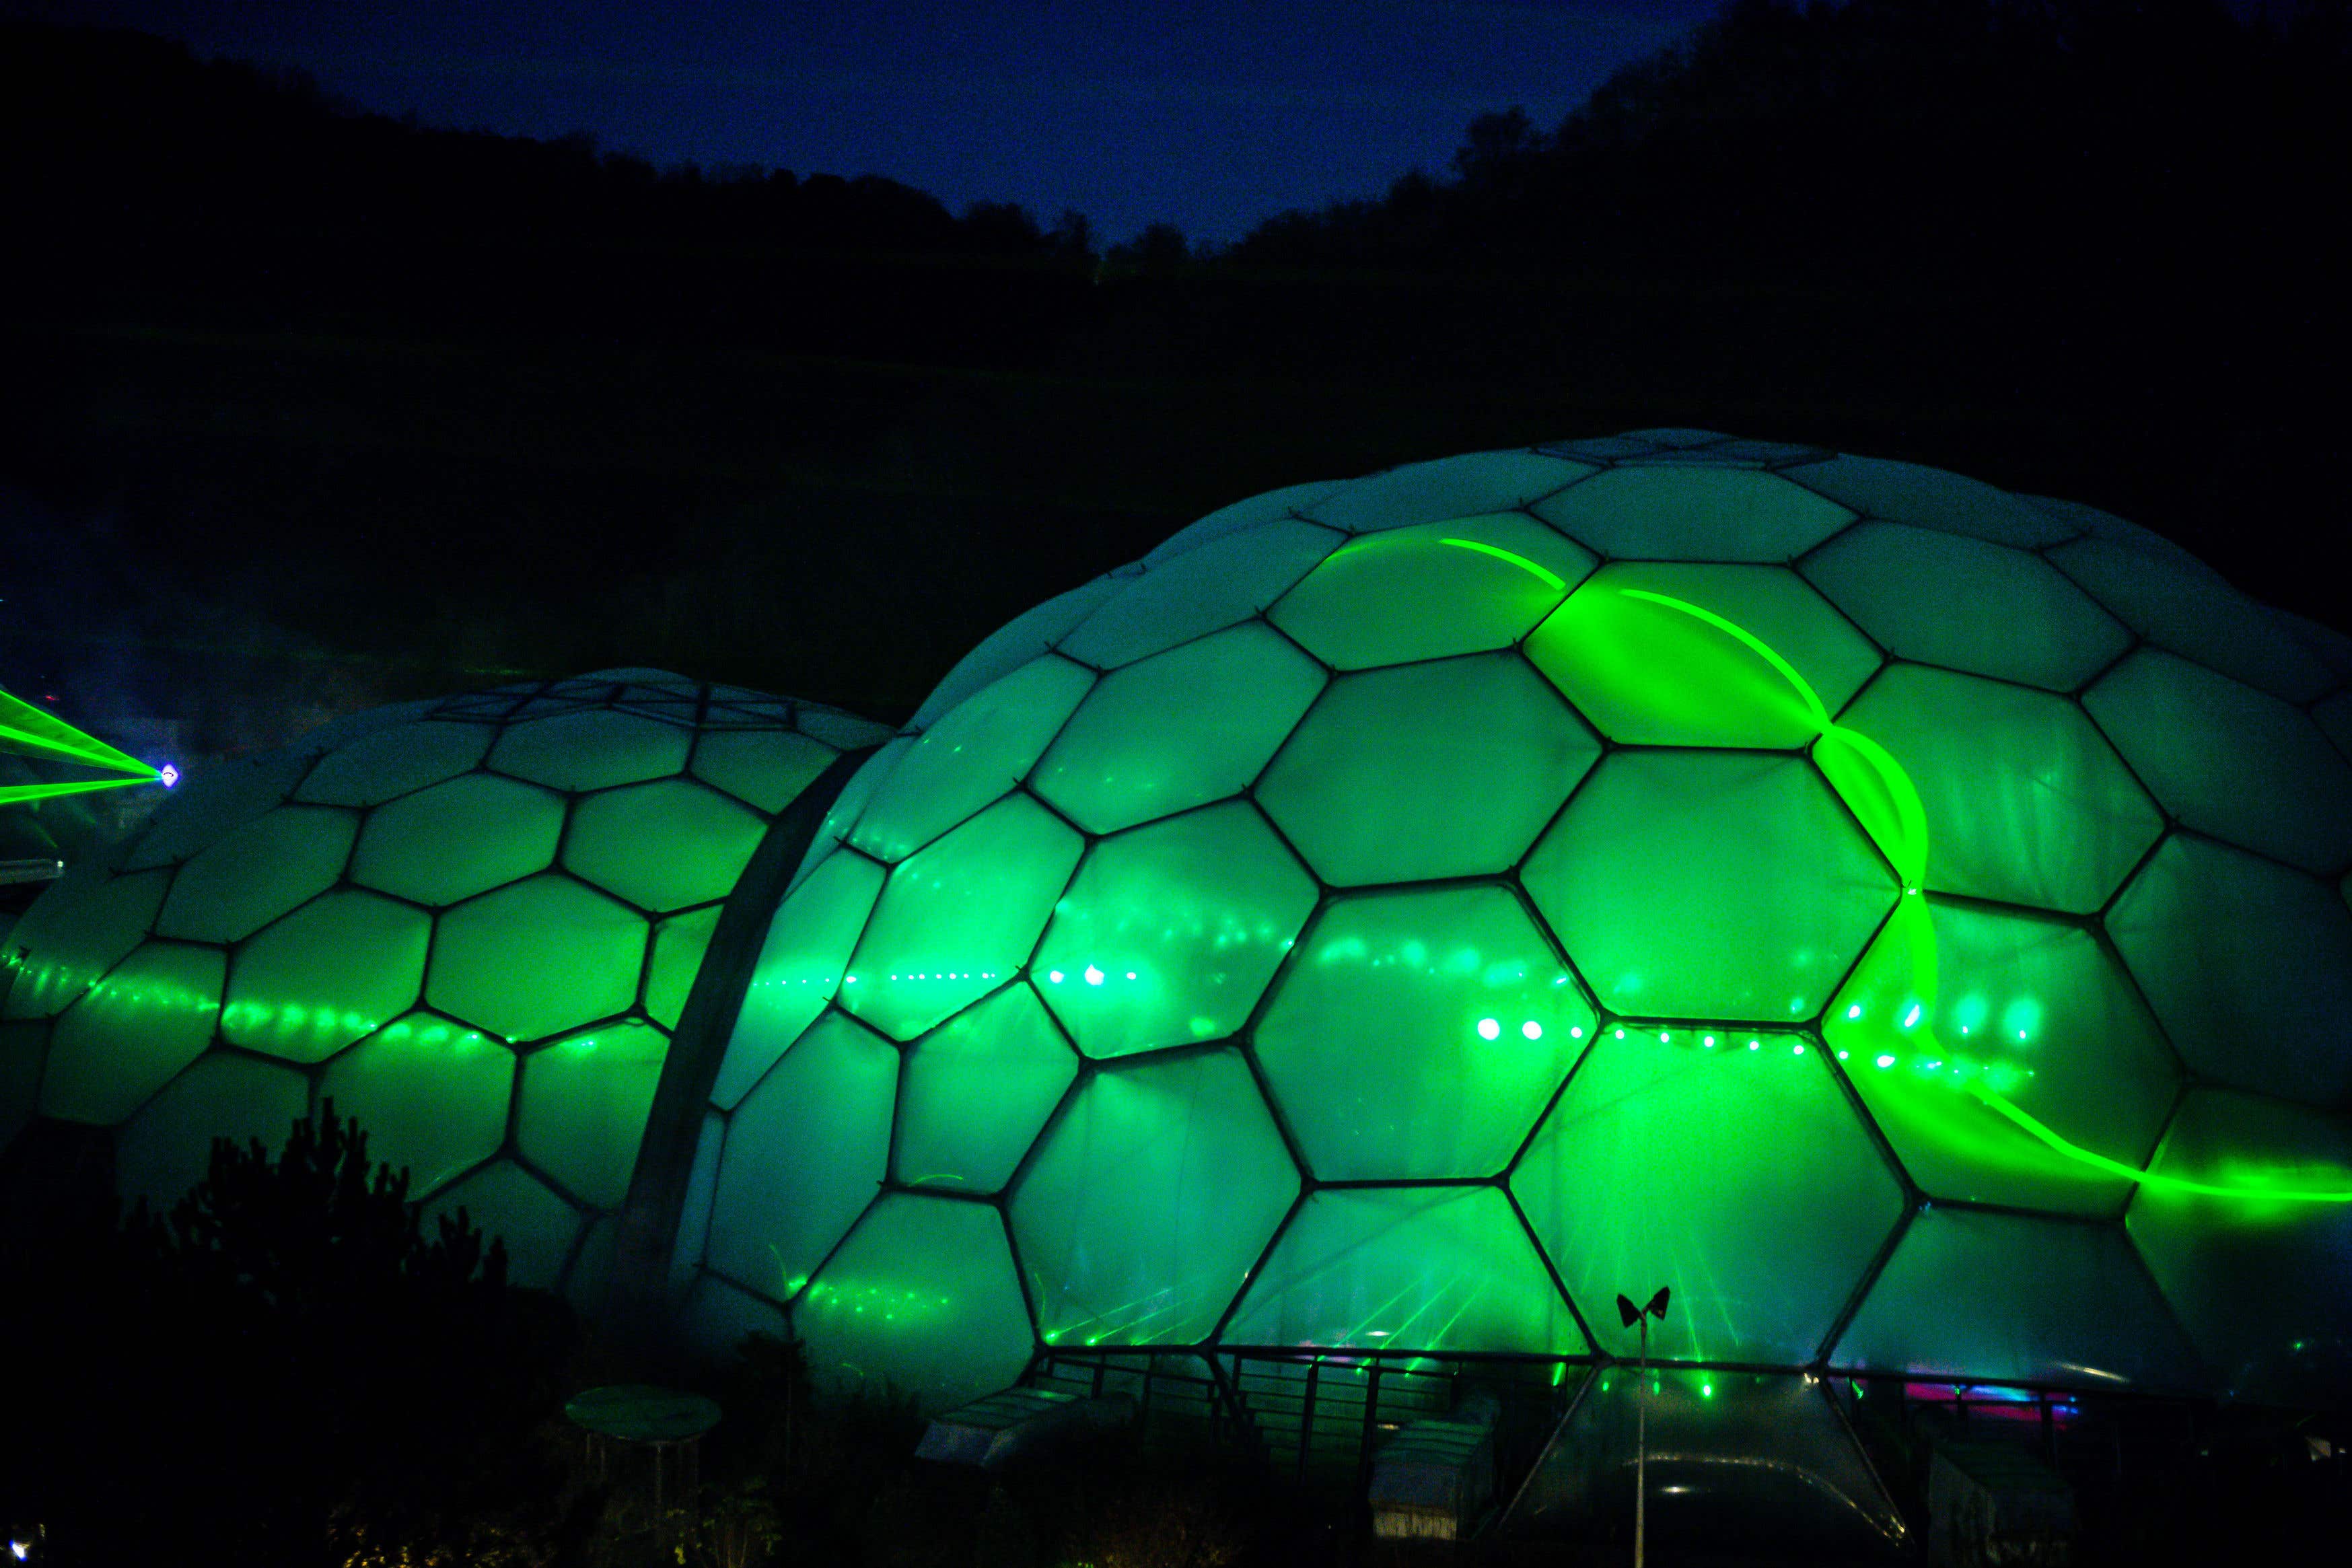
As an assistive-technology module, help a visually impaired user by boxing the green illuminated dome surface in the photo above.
[0,670,888,1299]
[664,431,2352,1417]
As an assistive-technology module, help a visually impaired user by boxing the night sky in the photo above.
[7,0,1721,244]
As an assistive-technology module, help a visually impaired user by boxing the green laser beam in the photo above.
[0,775,159,807]
[0,686,155,776]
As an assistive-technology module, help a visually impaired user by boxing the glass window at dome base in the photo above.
[895,984,1077,1193]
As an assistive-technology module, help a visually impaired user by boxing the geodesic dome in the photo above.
[0,670,888,1297]
[661,431,2352,1421]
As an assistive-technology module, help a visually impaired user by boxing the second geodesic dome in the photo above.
[658,430,2352,1427]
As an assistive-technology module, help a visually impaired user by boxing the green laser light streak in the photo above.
[1,681,164,804]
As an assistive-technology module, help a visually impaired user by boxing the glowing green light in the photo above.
[1435,537,1567,592]
[1522,1020,1542,1040]
[1476,1017,1501,1040]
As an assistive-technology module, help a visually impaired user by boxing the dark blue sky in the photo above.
[12,0,1724,244]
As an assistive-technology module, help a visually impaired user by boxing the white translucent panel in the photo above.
[3,865,169,1021]
[518,1018,670,1209]
[221,891,431,1063]
[851,656,1094,863]
[115,1053,310,1215]
[1266,514,1594,671]
[645,904,719,1030]
[40,941,223,1125]
[909,575,1125,731]
[708,1010,897,1299]
[425,874,647,1044]
[2317,690,2352,764]
[1032,623,1324,834]
[1302,449,1593,532]
[487,709,692,792]
[790,738,908,893]
[1034,801,1317,1059]
[2108,836,2352,1108]
[121,750,312,871]
[688,727,839,812]
[2084,649,2352,874]
[320,1011,513,1194]
[153,805,357,944]
[351,773,563,906]
[565,778,767,912]
[1779,454,2076,548]
[1799,522,2130,691]
[2018,494,2209,570]
[895,984,1077,1192]
[1143,478,1348,565]
[1532,465,1854,562]
[1223,1186,1577,1355]
[1059,519,1343,670]
[671,1109,725,1286]
[424,1161,583,1289]
[843,793,1083,1041]
[713,850,884,1108]
[1255,886,1594,1181]
[294,720,496,806]
[2048,536,2335,703]
[1012,1049,1298,1348]
[2277,611,2352,683]
[791,706,892,751]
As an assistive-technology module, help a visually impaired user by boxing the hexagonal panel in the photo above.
[1532,465,1855,562]
[487,709,692,793]
[1839,665,2162,914]
[712,849,884,1108]
[320,1011,513,1194]
[1512,1026,1903,1365]
[1524,750,1898,1022]
[1826,899,2180,1217]
[688,727,838,813]
[153,805,357,943]
[1255,886,1593,1180]
[1526,561,1879,749]
[850,655,1095,863]
[1012,1049,1299,1347]
[1032,623,1324,834]
[1799,522,2130,692]
[1222,1186,1579,1355]
[114,1052,311,1214]
[1034,801,1317,1058]
[795,1194,1035,1409]
[1059,518,1343,670]
[1779,454,2076,548]
[2,865,170,1021]
[2127,1090,2352,1406]
[2048,536,2335,703]
[294,720,497,807]
[1303,449,1592,533]
[1266,515,1594,671]
[2083,649,2352,875]
[40,941,223,1125]
[707,1011,898,1299]
[1258,653,1598,886]
[565,777,765,912]
[426,874,647,1044]
[351,773,564,907]
[222,891,431,1063]
[425,1160,583,1288]
[517,1018,670,1209]
[645,905,719,1031]
[2108,836,2352,1108]
[895,983,1077,1193]
[843,793,1084,1042]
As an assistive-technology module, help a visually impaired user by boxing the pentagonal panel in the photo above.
[1266,515,1594,670]
[1012,1049,1298,1348]
[1799,522,2129,691]
[1831,1208,2200,1390]
[2048,536,2335,703]
[427,874,647,1044]
[294,720,496,807]
[1513,1027,1902,1365]
[1143,478,1347,566]
[115,1052,310,1214]
[645,905,719,1031]
[1826,899,2180,1217]
[1032,624,1324,834]
[2127,1090,2352,1407]
[1258,653,1598,886]
[1532,465,1854,561]
[712,850,884,1108]
[707,1011,897,1300]
[850,656,1095,863]
[2083,650,2352,875]
[1222,1186,1579,1355]
[2,865,169,1020]
[40,941,223,1125]
[1303,450,1592,533]
[517,1018,670,1209]
[843,793,1083,1042]
[1524,750,1897,1022]
[1034,801,1316,1058]
[1779,454,2076,548]
[688,727,837,813]
[319,1012,513,1194]
[1839,665,2162,914]
[795,1195,1034,1409]
[1255,887,1593,1180]
[895,984,1077,1193]
[1059,519,1343,670]
[222,891,431,1063]
[424,1160,583,1288]
[2108,836,2352,1108]
[487,709,691,792]
[153,805,356,943]
[1526,561,1879,749]
[350,772,563,907]
[565,778,765,912]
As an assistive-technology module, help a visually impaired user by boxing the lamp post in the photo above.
[1614,1287,1671,1568]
